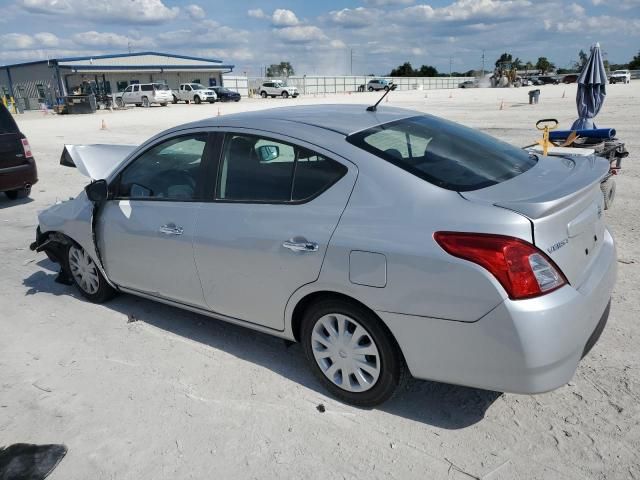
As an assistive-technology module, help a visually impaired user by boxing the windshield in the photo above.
[613,70,626,74]
[347,115,537,192]
[190,84,206,90]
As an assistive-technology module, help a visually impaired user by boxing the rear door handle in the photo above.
[159,224,184,236]
[283,240,319,252]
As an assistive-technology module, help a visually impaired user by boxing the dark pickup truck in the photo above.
[1,103,37,199]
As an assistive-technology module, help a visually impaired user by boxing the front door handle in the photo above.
[159,224,184,236]
[283,240,319,252]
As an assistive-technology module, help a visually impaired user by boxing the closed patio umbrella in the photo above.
[571,42,607,130]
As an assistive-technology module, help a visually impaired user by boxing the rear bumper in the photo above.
[379,228,617,394]
[0,159,38,192]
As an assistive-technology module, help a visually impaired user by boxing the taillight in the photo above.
[434,232,567,300]
[21,138,33,158]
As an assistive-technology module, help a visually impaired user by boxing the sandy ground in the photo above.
[1,83,639,480]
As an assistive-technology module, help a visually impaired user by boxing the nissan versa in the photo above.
[30,105,616,407]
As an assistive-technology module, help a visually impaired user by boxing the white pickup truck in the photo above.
[172,83,217,104]
[609,70,631,84]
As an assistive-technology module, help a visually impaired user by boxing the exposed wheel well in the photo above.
[290,291,405,363]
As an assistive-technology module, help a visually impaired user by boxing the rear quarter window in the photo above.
[347,115,537,192]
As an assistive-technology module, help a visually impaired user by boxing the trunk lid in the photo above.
[461,154,610,288]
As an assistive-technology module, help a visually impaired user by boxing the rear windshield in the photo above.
[346,115,537,191]
[0,104,19,134]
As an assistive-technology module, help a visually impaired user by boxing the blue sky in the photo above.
[1,0,638,75]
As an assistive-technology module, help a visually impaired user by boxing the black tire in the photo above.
[234,98,240,102]
[384,86,389,91]
[5,186,30,199]
[172,95,178,104]
[282,91,289,99]
[368,87,374,92]
[194,96,201,104]
[209,100,215,104]
[116,98,124,108]
[160,102,167,107]
[300,298,407,407]
[142,97,150,107]
[601,177,616,210]
[260,91,267,98]
[66,242,116,303]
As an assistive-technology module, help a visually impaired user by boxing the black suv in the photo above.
[0,103,37,199]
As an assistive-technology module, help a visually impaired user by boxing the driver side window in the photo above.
[116,134,207,200]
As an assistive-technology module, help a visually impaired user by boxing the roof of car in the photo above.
[188,104,417,135]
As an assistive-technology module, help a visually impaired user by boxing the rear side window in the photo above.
[141,85,153,91]
[347,115,537,192]
[0,104,19,134]
[217,134,347,203]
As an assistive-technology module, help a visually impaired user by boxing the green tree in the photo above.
[512,57,523,70]
[629,51,640,70]
[577,49,588,69]
[495,52,513,68]
[389,62,415,76]
[525,61,534,71]
[266,62,295,77]
[535,57,555,74]
[417,64,438,76]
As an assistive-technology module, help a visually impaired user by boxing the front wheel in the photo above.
[194,96,201,104]
[301,299,407,407]
[67,243,116,303]
[116,97,124,108]
[260,91,267,98]
[368,87,374,92]
[172,95,178,104]
[282,91,289,98]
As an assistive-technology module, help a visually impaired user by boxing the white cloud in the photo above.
[273,25,327,43]
[34,32,60,47]
[248,8,267,19]
[272,9,300,27]
[72,31,154,49]
[328,7,381,28]
[1,33,34,50]
[391,0,532,23]
[330,39,347,48]
[363,0,414,5]
[156,25,249,46]
[19,0,179,24]
[185,4,206,20]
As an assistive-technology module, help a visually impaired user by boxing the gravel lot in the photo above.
[1,83,639,479]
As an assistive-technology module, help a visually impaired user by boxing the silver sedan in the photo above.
[30,105,616,406]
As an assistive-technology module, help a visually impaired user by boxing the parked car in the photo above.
[1,103,37,199]
[367,79,391,91]
[173,83,217,104]
[31,105,616,407]
[458,80,478,88]
[259,81,299,98]
[115,83,172,108]
[609,70,631,84]
[532,76,560,85]
[211,87,241,102]
[562,74,579,84]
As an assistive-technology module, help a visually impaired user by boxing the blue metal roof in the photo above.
[56,51,223,64]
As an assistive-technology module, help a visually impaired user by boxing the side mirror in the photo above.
[85,179,108,203]
[257,145,280,163]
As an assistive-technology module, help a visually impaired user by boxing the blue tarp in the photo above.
[571,43,607,130]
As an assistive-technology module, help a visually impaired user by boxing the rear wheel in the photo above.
[301,298,406,407]
[194,95,201,104]
[5,186,30,199]
[116,97,124,108]
[368,87,374,92]
[260,91,267,98]
[66,243,116,303]
[142,97,150,108]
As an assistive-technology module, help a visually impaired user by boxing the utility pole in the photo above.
[481,50,485,76]
[449,56,452,77]
[350,48,353,76]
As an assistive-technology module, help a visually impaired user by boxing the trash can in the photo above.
[528,89,540,104]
